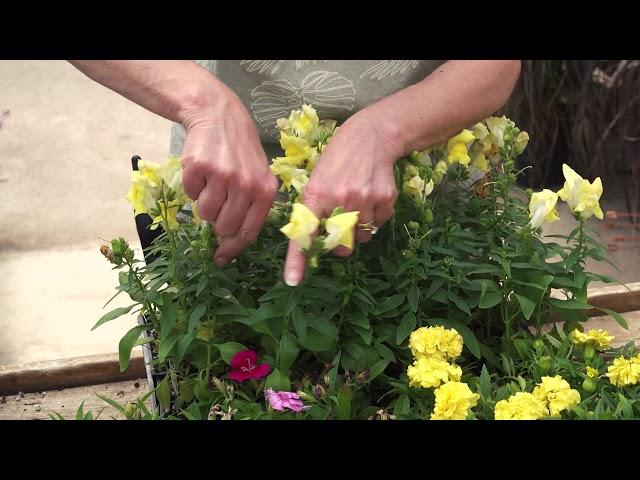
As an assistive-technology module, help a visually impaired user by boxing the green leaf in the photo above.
[118,325,147,372]
[216,342,246,365]
[479,290,502,309]
[376,293,406,314]
[299,328,334,352]
[347,312,370,329]
[396,311,417,345]
[188,303,207,333]
[96,394,125,414]
[156,376,171,411]
[292,309,308,340]
[408,284,420,313]
[91,305,136,331]
[327,351,341,387]
[479,364,491,400]
[425,277,446,299]
[278,331,299,373]
[449,291,471,315]
[75,401,86,420]
[368,358,391,381]
[158,297,179,340]
[336,384,352,420]
[196,275,208,298]
[265,368,291,391]
[158,335,178,362]
[176,330,197,361]
[617,393,633,419]
[595,307,628,329]
[308,315,339,340]
[515,294,536,321]
[394,394,410,416]
[549,298,592,310]
[429,318,481,359]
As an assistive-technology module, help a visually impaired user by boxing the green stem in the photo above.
[125,258,159,325]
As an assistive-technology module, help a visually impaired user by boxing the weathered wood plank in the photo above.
[585,281,640,317]
[0,352,145,395]
[0,378,149,420]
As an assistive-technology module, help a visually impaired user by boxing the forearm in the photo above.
[361,60,522,157]
[68,60,235,128]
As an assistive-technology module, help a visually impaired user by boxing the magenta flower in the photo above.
[265,389,305,412]
[227,349,270,382]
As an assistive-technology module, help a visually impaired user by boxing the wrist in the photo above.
[350,105,411,164]
[177,76,245,131]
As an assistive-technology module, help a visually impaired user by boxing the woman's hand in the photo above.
[283,110,403,286]
[181,93,278,267]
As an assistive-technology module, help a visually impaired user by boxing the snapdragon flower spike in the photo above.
[228,350,271,382]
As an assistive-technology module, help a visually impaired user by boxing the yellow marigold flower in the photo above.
[409,326,463,361]
[407,356,462,389]
[557,164,604,221]
[280,203,320,250]
[607,355,640,387]
[471,152,489,172]
[432,160,448,185]
[529,189,560,229]
[430,382,479,420]
[570,328,614,350]
[515,131,530,154]
[586,366,599,378]
[402,174,426,201]
[533,375,581,416]
[494,392,549,420]
[323,211,359,251]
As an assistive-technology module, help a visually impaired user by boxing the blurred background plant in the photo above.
[503,60,640,219]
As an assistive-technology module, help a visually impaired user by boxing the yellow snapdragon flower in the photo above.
[529,189,560,229]
[557,164,604,221]
[280,203,320,249]
[323,211,359,251]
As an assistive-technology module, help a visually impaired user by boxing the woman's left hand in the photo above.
[283,110,404,286]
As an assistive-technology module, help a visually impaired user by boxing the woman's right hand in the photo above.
[180,90,278,267]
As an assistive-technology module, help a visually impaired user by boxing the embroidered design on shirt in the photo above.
[240,60,285,76]
[295,60,328,71]
[250,71,355,137]
[360,60,420,80]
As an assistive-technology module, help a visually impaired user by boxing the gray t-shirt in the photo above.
[169,60,445,159]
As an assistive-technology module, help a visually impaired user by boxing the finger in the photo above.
[196,179,227,223]
[283,194,327,286]
[284,240,307,286]
[214,195,273,266]
[354,206,375,244]
[182,159,208,201]
[213,182,252,238]
[374,203,395,228]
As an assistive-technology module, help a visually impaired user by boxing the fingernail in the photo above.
[285,271,299,287]
[215,256,228,267]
